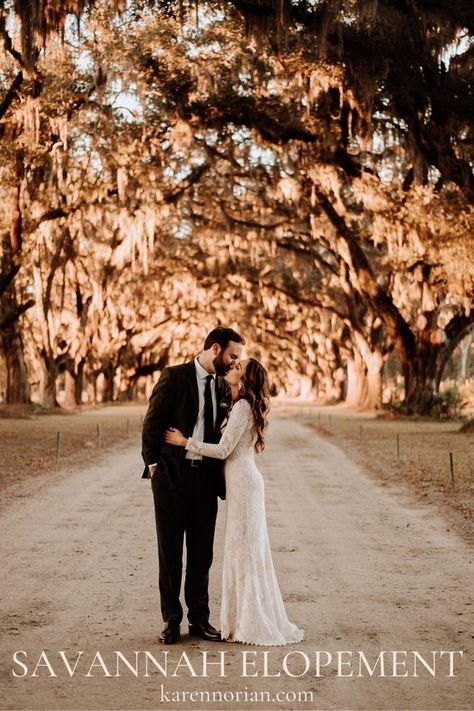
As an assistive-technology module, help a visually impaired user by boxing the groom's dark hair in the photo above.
[204,327,245,350]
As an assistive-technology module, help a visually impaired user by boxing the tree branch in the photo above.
[163,162,210,204]
[0,71,23,121]
[0,263,20,299]
[220,203,289,229]
[0,298,35,331]
[314,188,417,364]
[0,15,25,67]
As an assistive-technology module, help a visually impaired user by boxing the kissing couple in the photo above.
[141,327,304,646]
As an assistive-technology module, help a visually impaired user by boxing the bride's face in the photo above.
[224,359,248,387]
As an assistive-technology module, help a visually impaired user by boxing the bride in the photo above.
[164,358,304,646]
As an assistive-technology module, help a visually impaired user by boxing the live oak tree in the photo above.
[0,0,472,412]
[142,0,474,412]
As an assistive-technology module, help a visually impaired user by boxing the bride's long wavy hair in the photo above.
[241,358,270,452]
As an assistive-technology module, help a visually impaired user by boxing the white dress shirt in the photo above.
[185,357,217,460]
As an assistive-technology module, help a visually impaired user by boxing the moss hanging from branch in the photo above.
[1,0,126,71]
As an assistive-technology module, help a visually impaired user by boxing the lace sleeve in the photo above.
[186,399,251,460]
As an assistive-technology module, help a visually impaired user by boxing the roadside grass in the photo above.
[290,404,474,544]
[0,403,146,493]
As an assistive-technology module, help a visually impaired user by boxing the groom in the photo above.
[141,327,245,644]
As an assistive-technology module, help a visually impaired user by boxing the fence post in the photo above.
[56,432,61,469]
[449,452,455,495]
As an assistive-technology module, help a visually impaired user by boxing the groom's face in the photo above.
[212,340,244,376]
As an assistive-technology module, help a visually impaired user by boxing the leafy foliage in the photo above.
[0,0,472,412]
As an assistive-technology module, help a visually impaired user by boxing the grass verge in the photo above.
[0,403,146,496]
[296,406,474,545]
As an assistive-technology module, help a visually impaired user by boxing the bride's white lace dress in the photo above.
[186,398,304,646]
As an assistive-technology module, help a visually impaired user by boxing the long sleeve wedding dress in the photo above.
[186,398,304,646]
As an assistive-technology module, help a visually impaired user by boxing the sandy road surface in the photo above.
[0,414,473,711]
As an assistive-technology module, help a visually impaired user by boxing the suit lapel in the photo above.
[185,360,199,418]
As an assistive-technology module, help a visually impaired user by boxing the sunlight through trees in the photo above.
[0,0,473,413]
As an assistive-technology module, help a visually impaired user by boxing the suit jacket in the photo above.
[141,360,231,499]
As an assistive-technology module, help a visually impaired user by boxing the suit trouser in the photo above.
[151,460,218,625]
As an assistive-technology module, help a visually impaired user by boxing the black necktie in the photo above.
[204,375,215,443]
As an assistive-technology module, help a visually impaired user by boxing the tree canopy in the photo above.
[0,0,473,413]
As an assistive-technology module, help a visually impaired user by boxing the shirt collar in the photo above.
[194,356,215,380]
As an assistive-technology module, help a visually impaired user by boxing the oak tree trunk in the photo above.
[38,357,59,408]
[344,353,368,408]
[362,350,384,410]
[0,325,30,404]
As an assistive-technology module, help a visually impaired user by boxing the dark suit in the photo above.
[141,360,230,625]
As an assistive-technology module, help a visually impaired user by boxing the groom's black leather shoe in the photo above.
[188,621,221,642]
[159,621,180,645]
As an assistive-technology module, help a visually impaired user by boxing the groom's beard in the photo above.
[213,353,231,376]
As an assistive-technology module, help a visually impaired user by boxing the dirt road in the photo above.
[0,413,472,710]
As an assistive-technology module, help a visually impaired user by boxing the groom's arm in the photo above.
[141,367,174,466]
